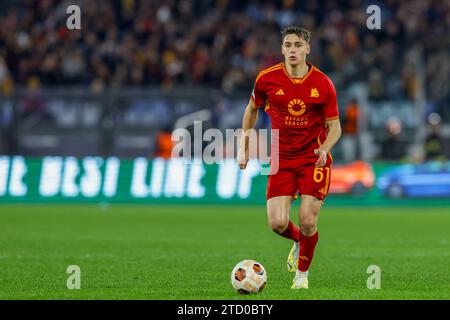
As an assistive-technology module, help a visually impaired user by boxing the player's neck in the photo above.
[285,62,309,78]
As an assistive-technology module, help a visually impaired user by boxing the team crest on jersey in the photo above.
[287,99,306,116]
[310,88,319,98]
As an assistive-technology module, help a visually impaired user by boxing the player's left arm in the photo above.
[314,118,341,167]
[314,77,342,167]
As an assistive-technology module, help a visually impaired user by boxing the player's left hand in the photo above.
[314,148,328,167]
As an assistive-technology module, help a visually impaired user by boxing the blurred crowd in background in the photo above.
[0,0,449,161]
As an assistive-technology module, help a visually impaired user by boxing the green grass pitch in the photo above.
[0,204,449,300]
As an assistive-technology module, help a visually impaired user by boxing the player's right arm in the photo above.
[237,98,259,169]
[238,71,268,169]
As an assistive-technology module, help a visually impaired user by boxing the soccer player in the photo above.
[237,26,342,289]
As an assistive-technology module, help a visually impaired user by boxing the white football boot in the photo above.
[291,270,309,289]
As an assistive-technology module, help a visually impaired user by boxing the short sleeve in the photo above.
[250,75,267,109]
[324,77,339,120]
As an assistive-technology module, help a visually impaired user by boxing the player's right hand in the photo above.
[237,137,249,170]
[237,145,249,169]
[237,134,250,169]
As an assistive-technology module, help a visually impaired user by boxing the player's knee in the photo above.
[269,220,288,234]
[300,217,316,234]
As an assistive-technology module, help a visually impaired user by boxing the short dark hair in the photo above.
[281,26,311,44]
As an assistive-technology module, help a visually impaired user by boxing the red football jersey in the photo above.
[251,62,339,162]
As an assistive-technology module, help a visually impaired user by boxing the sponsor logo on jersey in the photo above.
[287,99,306,116]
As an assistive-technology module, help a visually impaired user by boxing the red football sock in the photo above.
[280,221,300,242]
[298,231,319,272]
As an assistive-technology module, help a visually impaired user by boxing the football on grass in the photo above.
[230,260,267,294]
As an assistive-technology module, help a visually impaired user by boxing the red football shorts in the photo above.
[266,154,333,201]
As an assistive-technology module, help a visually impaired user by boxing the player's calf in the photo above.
[267,196,300,241]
